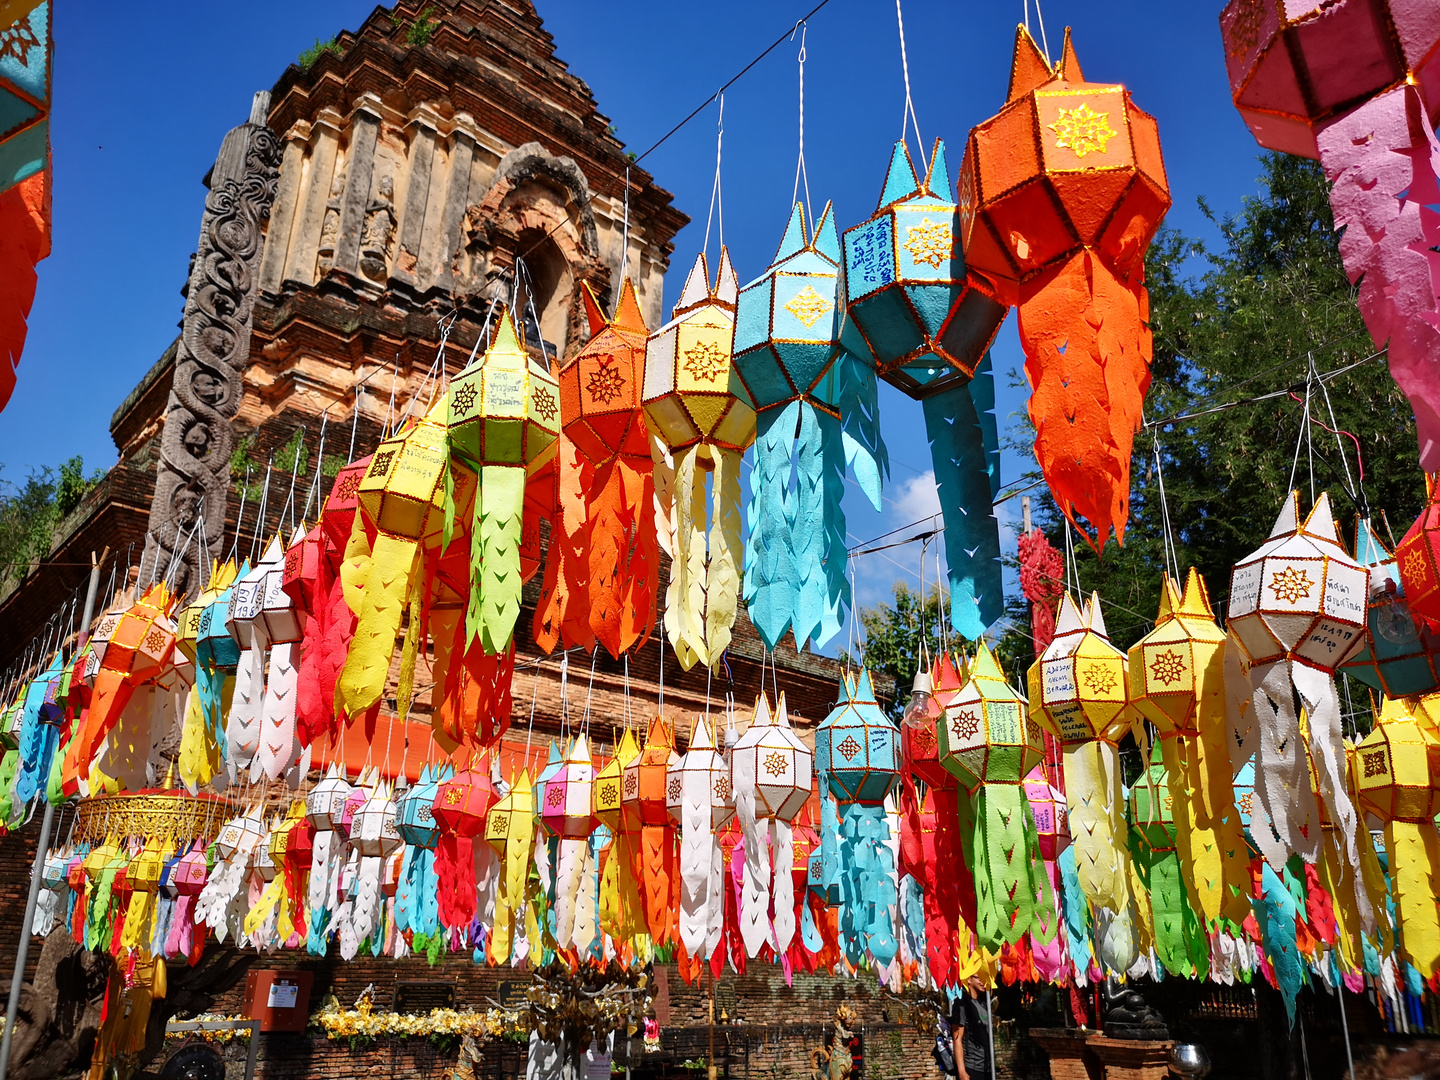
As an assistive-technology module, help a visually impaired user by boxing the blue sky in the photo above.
[0,0,1274,632]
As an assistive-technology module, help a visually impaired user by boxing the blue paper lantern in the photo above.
[733,202,886,652]
[815,669,899,804]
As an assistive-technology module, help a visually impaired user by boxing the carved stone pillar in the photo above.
[392,104,440,287]
[333,94,382,277]
[139,92,282,598]
[284,108,341,287]
[257,120,308,295]
[428,116,476,294]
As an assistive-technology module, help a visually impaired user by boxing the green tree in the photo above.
[0,456,105,591]
[1040,152,1419,651]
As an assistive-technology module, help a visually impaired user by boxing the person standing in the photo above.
[952,975,993,1080]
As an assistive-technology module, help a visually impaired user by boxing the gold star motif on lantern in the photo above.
[334,473,362,502]
[451,383,478,416]
[1149,649,1187,687]
[1082,663,1118,695]
[682,340,728,383]
[1237,792,1253,816]
[763,750,788,778]
[903,218,954,269]
[533,386,559,423]
[144,628,168,655]
[714,776,732,802]
[1269,565,1313,605]
[546,785,564,808]
[837,735,862,761]
[1227,0,1264,57]
[1404,546,1431,586]
[444,789,462,807]
[950,710,982,742]
[784,285,834,329]
[599,785,618,808]
[1049,103,1117,158]
[586,363,626,405]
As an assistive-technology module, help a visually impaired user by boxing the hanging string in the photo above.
[894,0,928,172]
[348,376,364,464]
[916,535,930,676]
[1023,0,1052,64]
[845,561,859,675]
[934,539,947,657]
[278,426,307,538]
[616,165,632,309]
[382,352,402,440]
[791,23,812,223]
[249,458,274,564]
[1151,432,1180,581]
[305,413,329,524]
[702,93,726,263]
[657,628,665,715]
[230,466,253,563]
[1287,366,1315,500]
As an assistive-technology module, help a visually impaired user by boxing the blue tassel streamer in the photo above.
[1254,862,1305,1026]
[922,367,1003,639]
[744,401,801,650]
[14,666,55,805]
[832,350,888,509]
[1059,846,1094,977]
[836,802,898,966]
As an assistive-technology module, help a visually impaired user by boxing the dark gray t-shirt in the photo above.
[952,993,991,1079]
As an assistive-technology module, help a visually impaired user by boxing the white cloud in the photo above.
[891,470,941,526]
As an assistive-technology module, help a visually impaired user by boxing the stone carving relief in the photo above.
[360,174,397,282]
[316,166,346,275]
[140,93,282,599]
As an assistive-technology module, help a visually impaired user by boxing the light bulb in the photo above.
[902,669,943,729]
[1375,591,1420,645]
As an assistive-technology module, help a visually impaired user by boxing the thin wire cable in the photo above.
[1151,433,1179,581]
[616,165,632,305]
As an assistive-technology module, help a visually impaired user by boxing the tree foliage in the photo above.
[1048,152,1419,651]
[0,457,104,593]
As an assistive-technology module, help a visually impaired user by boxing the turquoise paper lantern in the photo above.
[815,669,899,805]
[840,139,1006,398]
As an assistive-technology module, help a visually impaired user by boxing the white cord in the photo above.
[791,23,812,223]
[895,0,927,173]
[702,93,725,262]
[617,165,632,310]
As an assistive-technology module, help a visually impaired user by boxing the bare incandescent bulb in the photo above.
[901,668,944,729]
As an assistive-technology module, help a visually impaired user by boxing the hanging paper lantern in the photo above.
[347,784,400,949]
[431,757,497,938]
[173,562,241,792]
[1354,697,1440,979]
[337,402,472,719]
[735,202,882,650]
[68,584,176,785]
[1344,517,1440,697]
[960,27,1170,548]
[1023,768,1071,982]
[195,806,264,943]
[484,769,533,963]
[622,715,681,945]
[537,280,658,657]
[249,531,304,781]
[1228,491,1367,866]
[1218,0,1440,158]
[540,735,598,951]
[225,539,283,779]
[395,763,444,949]
[938,642,1053,950]
[643,250,756,669]
[1129,743,1208,977]
[1128,571,1251,933]
[1395,482,1440,635]
[846,140,1007,634]
[1028,594,1138,970]
[447,306,560,654]
[304,765,352,952]
[732,694,812,959]
[815,670,900,966]
[1218,6,1440,469]
[674,715,734,959]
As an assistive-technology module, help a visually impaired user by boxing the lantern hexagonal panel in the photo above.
[351,785,402,859]
[1343,518,1440,698]
[904,655,963,790]
[960,29,1170,292]
[306,766,353,834]
[1395,483,1440,633]
[814,669,899,805]
[107,585,176,683]
[561,280,651,466]
[1028,593,1130,745]
[594,727,640,833]
[1219,0,1440,159]
[676,715,735,831]
[432,758,498,839]
[1355,699,1440,823]
[1128,570,1226,738]
[1023,768,1069,861]
[448,307,560,473]
[623,716,680,828]
[731,694,812,821]
[398,765,446,849]
[734,201,844,412]
[358,403,461,546]
[258,531,304,646]
[642,249,756,455]
[939,642,1040,792]
[322,456,371,553]
[226,545,276,649]
[844,140,1006,396]
[541,734,597,840]
[1228,491,1367,672]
